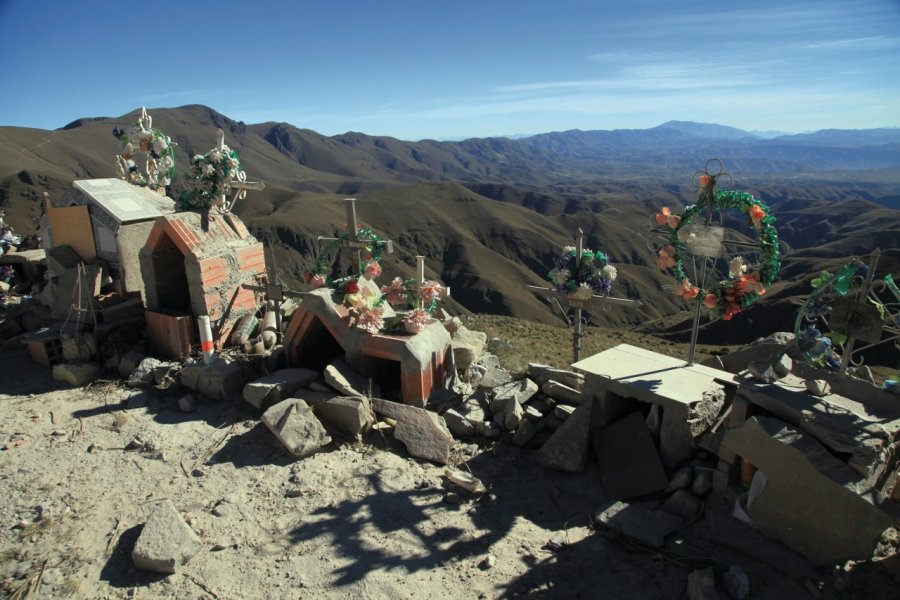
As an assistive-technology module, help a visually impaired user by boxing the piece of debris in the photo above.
[527,363,584,391]
[128,357,163,387]
[324,359,380,398]
[541,380,582,406]
[748,360,778,383]
[371,398,453,464]
[302,393,375,436]
[805,379,831,396]
[594,500,683,547]
[52,362,99,387]
[442,408,476,437]
[450,326,487,370]
[536,400,593,473]
[444,467,487,494]
[261,398,332,458]
[592,411,668,501]
[131,499,203,574]
[180,357,247,402]
[243,367,319,409]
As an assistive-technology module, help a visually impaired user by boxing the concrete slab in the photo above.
[536,397,593,473]
[594,500,683,547]
[573,344,737,412]
[591,411,668,501]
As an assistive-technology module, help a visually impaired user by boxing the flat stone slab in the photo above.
[181,358,247,402]
[491,378,539,410]
[592,411,668,501]
[528,363,584,390]
[132,499,202,574]
[737,373,900,480]
[594,500,683,547]
[572,344,737,412]
[243,368,319,409]
[541,380,582,406]
[304,394,374,436]
[262,399,332,458]
[324,359,380,398]
[722,416,892,565]
[371,398,452,464]
[536,397,593,473]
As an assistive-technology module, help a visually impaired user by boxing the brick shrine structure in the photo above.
[284,289,452,407]
[139,210,265,357]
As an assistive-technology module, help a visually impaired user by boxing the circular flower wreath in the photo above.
[179,145,244,210]
[654,190,780,320]
[303,229,448,334]
[547,246,618,300]
[113,123,175,189]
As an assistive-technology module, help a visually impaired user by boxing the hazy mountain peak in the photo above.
[654,120,759,140]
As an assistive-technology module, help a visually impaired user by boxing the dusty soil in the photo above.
[0,347,895,599]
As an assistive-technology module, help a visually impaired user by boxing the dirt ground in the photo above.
[0,347,895,599]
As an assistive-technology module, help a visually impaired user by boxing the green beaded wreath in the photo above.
[655,190,780,320]
[179,145,244,210]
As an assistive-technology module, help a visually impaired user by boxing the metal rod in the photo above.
[574,308,583,363]
[840,249,881,370]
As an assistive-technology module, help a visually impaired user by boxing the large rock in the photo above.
[458,390,489,424]
[371,398,453,464]
[180,358,247,402]
[491,378,539,410]
[722,416,893,565]
[303,394,375,436]
[541,380,582,406]
[52,362,99,387]
[132,500,202,574]
[324,359,380,398]
[442,408,476,437]
[536,397,593,472]
[261,399,332,458]
[476,367,512,390]
[527,363,584,391]
[451,326,487,370]
[117,351,146,378]
[128,357,163,387]
[243,368,319,409]
[492,395,524,431]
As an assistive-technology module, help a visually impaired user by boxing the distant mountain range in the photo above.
[1,105,898,345]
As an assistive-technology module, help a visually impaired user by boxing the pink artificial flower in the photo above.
[656,246,677,271]
[364,261,382,280]
[655,207,681,229]
[381,277,407,306]
[421,280,445,302]
[703,293,718,309]
[357,307,385,334]
[678,278,700,301]
[403,308,430,334]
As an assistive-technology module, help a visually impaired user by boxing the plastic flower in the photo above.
[749,204,766,228]
[741,272,766,295]
[602,265,618,282]
[357,307,385,334]
[678,278,700,301]
[729,257,747,279]
[308,274,326,289]
[572,283,593,300]
[403,308,430,333]
[381,277,407,305]
[703,293,718,309]
[656,246,676,271]
[364,261,382,280]
[421,280,446,302]
[655,207,681,229]
[550,268,570,286]
[698,174,710,188]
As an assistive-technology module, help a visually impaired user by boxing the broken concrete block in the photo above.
[722,416,893,564]
[261,399,332,458]
[476,354,501,370]
[773,354,792,377]
[523,404,543,422]
[594,500,683,547]
[177,394,197,413]
[131,500,202,574]
[536,397,593,473]
[477,367,512,390]
[243,368,319,409]
[305,395,375,436]
[660,489,702,520]
[527,363,584,391]
[128,357,163,387]
[748,361,777,383]
[541,380,582,406]
[371,398,453,464]
[592,411,668,501]
[443,408,476,437]
[722,565,749,600]
[553,404,575,420]
[451,326,487,370]
[52,362,99,387]
[491,378,539,411]
[324,359,380,398]
[687,567,720,600]
[61,335,96,362]
[511,419,540,447]
[180,358,247,402]
[118,351,146,378]
[659,384,726,470]
[805,379,831,396]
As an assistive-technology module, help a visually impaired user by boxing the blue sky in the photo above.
[1,0,898,140]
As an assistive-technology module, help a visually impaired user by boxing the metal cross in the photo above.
[317,198,394,277]
[528,228,642,363]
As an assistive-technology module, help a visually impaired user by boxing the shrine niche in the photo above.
[284,198,452,406]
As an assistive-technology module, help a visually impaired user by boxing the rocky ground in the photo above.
[0,345,896,600]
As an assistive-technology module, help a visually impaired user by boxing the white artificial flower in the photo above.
[551,269,570,286]
[602,265,618,281]
[572,283,593,300]
[562,246,575,254]
[729,256,747,278]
